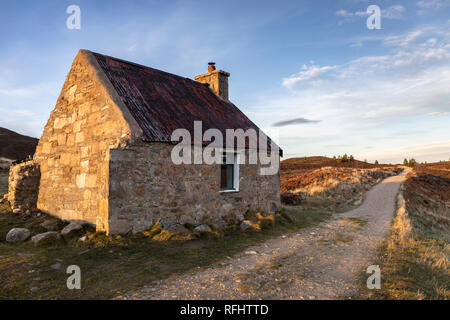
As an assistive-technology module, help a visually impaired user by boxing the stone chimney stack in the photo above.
[195,62,230,101]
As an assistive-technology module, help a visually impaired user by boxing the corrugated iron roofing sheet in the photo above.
[92,51,280,153]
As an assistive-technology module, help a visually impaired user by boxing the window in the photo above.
[220,153,239,192]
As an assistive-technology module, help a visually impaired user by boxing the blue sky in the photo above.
[0,0,449,163]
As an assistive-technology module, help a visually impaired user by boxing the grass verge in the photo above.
[357,192,449,300]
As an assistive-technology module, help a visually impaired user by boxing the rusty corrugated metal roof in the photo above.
[92,51,280,153]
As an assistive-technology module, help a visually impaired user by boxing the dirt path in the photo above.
[119,169,409,300]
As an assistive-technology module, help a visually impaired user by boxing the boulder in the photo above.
[211,219,228,229]
[6,228,31,242]
[50,263,62,270]
[165,223,189,234]
[70,220,94,228]
[40,219,61,231]
[61,222,83,240]
[31,232,63,246]
[240,220,261,233]
[12,209,22,214]
[240,220,252,232]
[194,224,212,232]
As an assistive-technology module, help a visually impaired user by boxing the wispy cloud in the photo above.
[335,5,405,21]
[282,64,336,89]
[272,117,321,127]
[427,111,450,116]
[417,0,450,10]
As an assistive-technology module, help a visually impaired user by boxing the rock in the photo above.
[240,220,260,233]
[40,219,60,231]
[61,222,83,240]
[194,224,212,232]
[240,220,252,231]
[235,213,245,222]
[50,263,61,270]
[70,220,94,228]
[31,232,63,246]
[79,235,88,242]
[12,209,22,214]
[165,223,189,234]
[161,221,177,229]
[245,250,258,255]
[6,228,31,242]
[211,219,228,229]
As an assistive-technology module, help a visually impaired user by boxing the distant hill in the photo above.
[281,156,387,172]
[0,127,39,161]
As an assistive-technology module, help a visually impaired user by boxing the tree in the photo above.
[374,160,379,165]
[403,158,408,166]
[349,155,354,161]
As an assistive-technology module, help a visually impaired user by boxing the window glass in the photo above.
[220,153,235,190]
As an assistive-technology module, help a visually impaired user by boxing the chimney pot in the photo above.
[208,62,216,72]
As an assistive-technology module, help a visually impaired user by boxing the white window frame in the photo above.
[220,152,239,193]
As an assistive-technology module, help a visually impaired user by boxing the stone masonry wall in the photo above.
[108,143,281,234]
[8,161,40,211]
[33,50,137,231]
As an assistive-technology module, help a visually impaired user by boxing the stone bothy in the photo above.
[8,50,281,234]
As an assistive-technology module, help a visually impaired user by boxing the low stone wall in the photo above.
[108,143,281,234]
[8,161,41,211]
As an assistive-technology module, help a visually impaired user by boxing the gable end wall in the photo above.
[34,50,141,232]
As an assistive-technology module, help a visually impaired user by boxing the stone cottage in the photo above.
[8,50,281,234]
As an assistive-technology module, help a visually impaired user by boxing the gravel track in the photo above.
[119,169,409,300]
